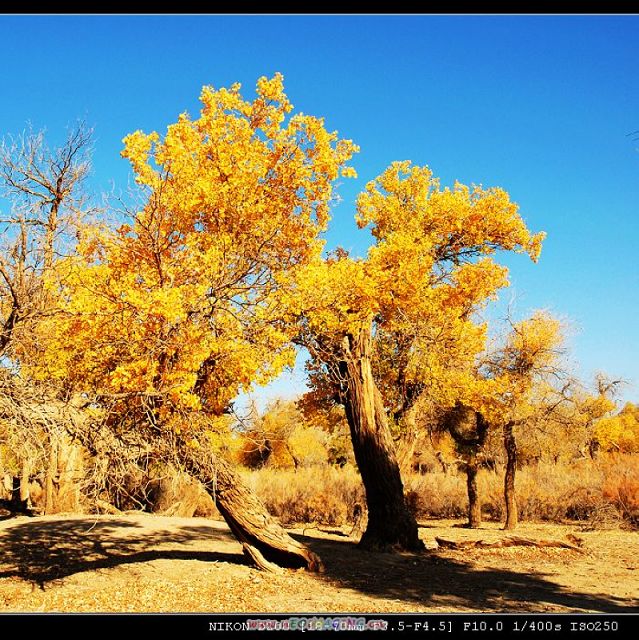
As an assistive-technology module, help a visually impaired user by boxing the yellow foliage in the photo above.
[237,399,328,469]
[357,161,544,261]
[297,161,545,394]
[475,311,567,425]
[23,75,358,424]
[595,403,639,453]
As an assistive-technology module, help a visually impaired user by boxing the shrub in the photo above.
[602,455,639,527]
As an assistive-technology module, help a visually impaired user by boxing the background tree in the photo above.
[298,388,353,467]
[0,122,92,358]
[594,402,639,454]
[296,161,544,548]
[572,374,623,459]
[237,398,328,469]
[0,123,93,513]
[440,402,490,527]
[478,312,567,529]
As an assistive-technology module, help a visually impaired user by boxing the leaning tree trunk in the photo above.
[466,454,482,528]
[339,322,423,552]
[59,393,320,574]
[503,421,518,530]
[180,443,323,573]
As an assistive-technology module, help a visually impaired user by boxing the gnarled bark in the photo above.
[466,454,482,528]
[339,322,422,551]
[442,402,489,529]
[180,444,323,573]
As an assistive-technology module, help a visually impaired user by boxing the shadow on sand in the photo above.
[0,516,636,612]
[292,533,638,613]
[0,517,247,588]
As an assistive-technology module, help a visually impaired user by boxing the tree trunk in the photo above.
[435,535,584,552]
[503,421,518,530]
[44,434,58,515]
[55,434,84,513]
[43,197,60,272]
[5,476,32,515]
[19,461,30,506]
[436,451,452,474]
[466,455,482,528]
[60,397,318,572]
[396,405,418,475]
[180,444,323,573]
[339,322,423,552]
[442,403,489,529]
[10,476,21,509]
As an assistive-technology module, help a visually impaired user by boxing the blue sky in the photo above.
[0,15,637,405]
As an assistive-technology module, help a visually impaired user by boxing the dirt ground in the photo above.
[0,512,636,613]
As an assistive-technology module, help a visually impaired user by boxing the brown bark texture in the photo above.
[180,445,323,573]
[466,456,482,528]
[339,322,423,551]
[503,421,518,530]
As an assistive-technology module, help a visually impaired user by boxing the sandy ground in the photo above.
[0,513,636,613]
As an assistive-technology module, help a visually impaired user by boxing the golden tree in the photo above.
[572,374,623,459]
[236,399,328,470]
[26,75,357,571]
[476,312,567,529]
[595,402,639,453]
[296,161,544,548]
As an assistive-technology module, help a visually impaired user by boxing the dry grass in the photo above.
[410,454,639,528]
[602,456,639,527]
[243,454,639,529]
[242,464,365,526]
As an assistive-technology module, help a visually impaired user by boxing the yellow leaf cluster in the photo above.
[23,75,358,421]
[594,403,639,453]
[305,162,545,421]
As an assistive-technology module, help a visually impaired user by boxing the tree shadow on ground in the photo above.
[294,534,639,613]
[2,517,637,612]
[0,517,247,588]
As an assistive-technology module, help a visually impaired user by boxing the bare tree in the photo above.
[0,123,93,513]
[0,122,93,358]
